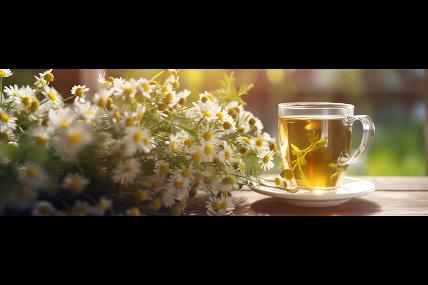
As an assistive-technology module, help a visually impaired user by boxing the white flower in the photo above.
[98,73,114,88]
[53,123,93,159]
[167,171,191,201]
[0,125,14,142]
[219,113,237,135]
[172,89,191,107]
[198,91,216,104]
[11,86,38,111]
[113,78,138,99]
[71,201,91,216]
[124,127,154,155]
[0,108,17,130]
[75,101,100,123]
[0,69,13,78]
[42,86,63,107]
[217,176,239,192]
[154,161,171,177]
[31,126,51,147]
[32,201,58,216]
[49,108,75,129]
[199,102,222,122]
[93,89,112,108]
[236,136,254,150]
[206,195,235,216]
[112,158,141,186]
[17,161,49,190]
[4,84,20,98]
[38,69,54,82]
[90,197,112,216]
[71,85,90,103]
[160,189,176,207]
[62,173,90,193]
[218,141,234,163]
[34,76,48,88]
[257,150,275,171]
[137,78,154,98]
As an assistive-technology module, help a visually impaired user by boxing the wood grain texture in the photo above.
[185,176,428,216]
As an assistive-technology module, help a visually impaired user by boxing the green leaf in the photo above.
[212,72,253,105]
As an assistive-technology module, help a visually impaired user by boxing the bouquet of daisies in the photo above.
[0,69,279,216]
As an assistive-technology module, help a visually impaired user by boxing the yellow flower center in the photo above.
[123,87,134,95]
[182,169,191,178]
[39,205,53,215]
[142,82,151,92]
[22,96,32,107]
[204,144,214,155]
[59,119,71,128]
[26,166,39,179]
[106,98,113,110]
[164,92,173,104]
[174,181,184,190]
[36,135,48,146]
[75,88,85,97]
[107,77,115,83]
[47,92,57,101]
[225,151,231,160]
[0,131,9,141]
[152,198,162,210]
[256,138,264,147]
[137,191,149,202]
[222,177,235,185]
[143,138,150,146]
[170,141,178,152]
[18,187,32,199]
[263,155,270,164]
[71,176,83,192]
[275,177,282,186]
[201,96,208,103]
[0,71,6,77]
[162,85,169,93]
[173,81,180,89]
[184,139,192,148]
[202,110,212,118]
[269,143,276,151]
[220,201,228,210]
[128,207,141,216]
[223,122,232,130]
[249,118,256,126]
[159,164,170,175]
[126,117,135,127]
[31,100,40,112]
[192,151,202,162]
[0,113,9,123]
[203,131,213,141]
[67,132,83,146]
[169,205,182,216]
[113,111,121,121]
[243,137,251,144]
[217,112,224,121]
[98,97,107,108]
[212,201,221,211]
[151,180,161,189]
[228,108,238,118]
[44,72,54,82]
[97,200,110,212]
[178,97,186,106]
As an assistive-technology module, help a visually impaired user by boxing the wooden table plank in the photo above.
[186,176,428,216]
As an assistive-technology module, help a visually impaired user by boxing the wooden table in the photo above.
[186,176,428,216]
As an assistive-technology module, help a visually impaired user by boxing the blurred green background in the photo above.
[5,69,426,176]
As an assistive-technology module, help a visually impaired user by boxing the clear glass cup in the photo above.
[278,102,375,192]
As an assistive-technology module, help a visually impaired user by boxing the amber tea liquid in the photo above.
[278,116,352,190]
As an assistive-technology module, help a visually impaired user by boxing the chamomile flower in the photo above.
[0,69,12,78]
[198,91,215,104]
[206,195,235,216]
[17,161,49,190]
[4,84,20,98]
[71,201,91,216]
[12,86,39,112]
[112,158,141,186]
[219,113,237,135]
[196,101,222,122]
[138,78,154,98]
[53,123,93,159]
[93,89,113,109]
[154,161,171,177]
[218,141,234,163]
[257,150,275,171]
[218,176,239,192]
[75,101,100,123]
[166,130,188,153]
[236,135,254,151]
[91,197,112,216]
[62,173,90,194]
[125,127,154,155]
[159,188,176,207]
[174,89,191,107]
[42,86,63,107]
[39,69,54,82]
[168,74,180,89]
[167,173,190,201]
[34,76,48,88]
[31,126,51,147]
[11,185,37,211]
[0,125,14,142]
[48,108,75,129]
[0,108,17,130]
[200,141,218,163]
[98,73,114,88]
[32,201,58,216]
[113,78,138,100]
[71,85,89,103]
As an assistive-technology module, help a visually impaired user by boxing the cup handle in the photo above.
[338,115,375,166]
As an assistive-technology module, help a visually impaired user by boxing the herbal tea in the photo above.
[278,116,352,190]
